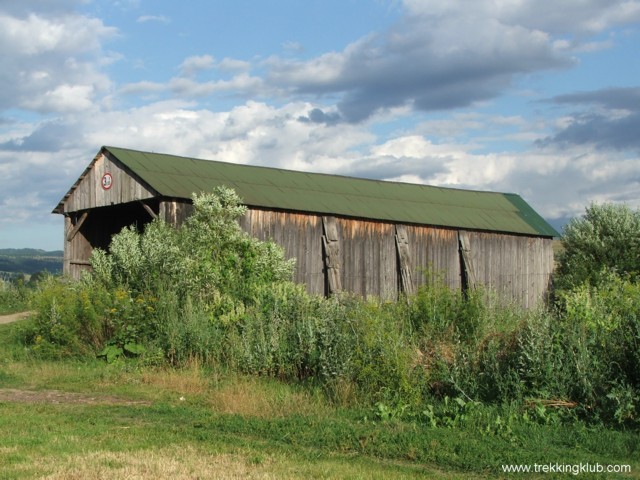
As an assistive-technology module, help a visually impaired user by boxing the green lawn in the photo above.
[0,320,638,479]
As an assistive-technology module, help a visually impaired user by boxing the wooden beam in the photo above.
[458,231,477,291]
[322,216,342,295]
[139,201,158,219]
[69,259,92,266]
[66,211,89,242]
[395,224,415,295]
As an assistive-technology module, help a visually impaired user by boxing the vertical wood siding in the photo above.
[335,217,398,300]
[62,194,554,308]
[63,153,155,213]
[239,208,326,295]
[65,212,94,279]
[403,225,461,290]
[462,231,554,308]
[160,199,193,226]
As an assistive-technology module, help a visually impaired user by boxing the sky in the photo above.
[1,0,639,250]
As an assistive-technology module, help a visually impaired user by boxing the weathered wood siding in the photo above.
[160,199,193,226]
[335,217,398,300]
[239,208,325,295]
[63,197,554,308]
[238,211,400,300]
[403,225,461,290]
[64,214,93,279]
[462,231,554,308]
[62,152,155,213]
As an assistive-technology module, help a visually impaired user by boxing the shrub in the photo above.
[0,278,31,314]
[25,276,111,358]
[555,202,640,290]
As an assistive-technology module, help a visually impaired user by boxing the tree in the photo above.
[555,202,640,290]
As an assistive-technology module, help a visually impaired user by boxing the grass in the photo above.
[1,320,639,479]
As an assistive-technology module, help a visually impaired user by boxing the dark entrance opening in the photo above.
[79,200,159,251]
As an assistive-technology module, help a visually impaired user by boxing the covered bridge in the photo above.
[53,146,558,307]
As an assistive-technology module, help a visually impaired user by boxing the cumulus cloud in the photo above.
[552,87,640,111]
[2,0,640,248]
[0,7,116,114]
[403,0,640,35]
[179,55,216,76]
[265,12,570,122]
[541,87,640,151]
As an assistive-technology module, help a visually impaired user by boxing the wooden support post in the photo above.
[458,231,477,291]
[322,216,342,295]
[66,211,89,242]
[395,224,414,295]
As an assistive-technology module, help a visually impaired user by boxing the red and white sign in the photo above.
[101,172,113,190]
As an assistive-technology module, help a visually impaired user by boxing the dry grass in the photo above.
[36,446,278,480]
[21,445,448,480]
[207,375,330,418]
[139,362,211,399]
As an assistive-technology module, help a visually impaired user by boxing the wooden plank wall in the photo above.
[63,153,155,213]
[239,208,325,295]
[160,203,553,306]
[463,231,554,308]
[160,200,193,226]
[403,225,461,290]
[64,213,94,279]
[335,217,397,300]
[63,196,554,307]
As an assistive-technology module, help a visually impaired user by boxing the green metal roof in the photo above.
[98,146,558,237]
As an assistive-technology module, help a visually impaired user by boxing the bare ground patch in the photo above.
[0,311,33,324]
[0,388,151,406]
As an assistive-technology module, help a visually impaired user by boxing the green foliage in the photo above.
[92,186,294,312]
[0,248,63,275]
[408,281,485,340]
[0,278,31,314]
[556,202,640,290]
[19,187,640,429]
[24,276,111,358]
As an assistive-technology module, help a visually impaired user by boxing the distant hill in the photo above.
[0,248,64,278]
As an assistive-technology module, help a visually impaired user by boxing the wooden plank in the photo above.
[66,211,89,242]
[458,230,477,290]
[63,216,72,276]
[395,224,415,295]
[139,201,158,219]
[322,216,342,295]
[69,260,92,266]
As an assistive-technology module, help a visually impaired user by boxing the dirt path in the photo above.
[0,311,33,324]
[0,388,152,406]
[0,312,153,407]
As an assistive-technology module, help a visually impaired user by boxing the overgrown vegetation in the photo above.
[17,193,640,433]
[0,278,32,315]
[555,202,640,290]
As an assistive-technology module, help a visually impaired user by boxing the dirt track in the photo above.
[0,311,32,325]
[0,311,153,406]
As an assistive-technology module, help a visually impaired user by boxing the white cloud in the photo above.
[179,55,215,76]
[217,58,251,73]
[120,81,167,95]
[1,0,640,248]
[402,0,640,34]
[137,14,170,24]
[263,14,569,122]
[23,84,95,113]
[0,12,115,56]
[0,9,116,114]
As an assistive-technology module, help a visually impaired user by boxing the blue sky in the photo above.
[1,0,639,250]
